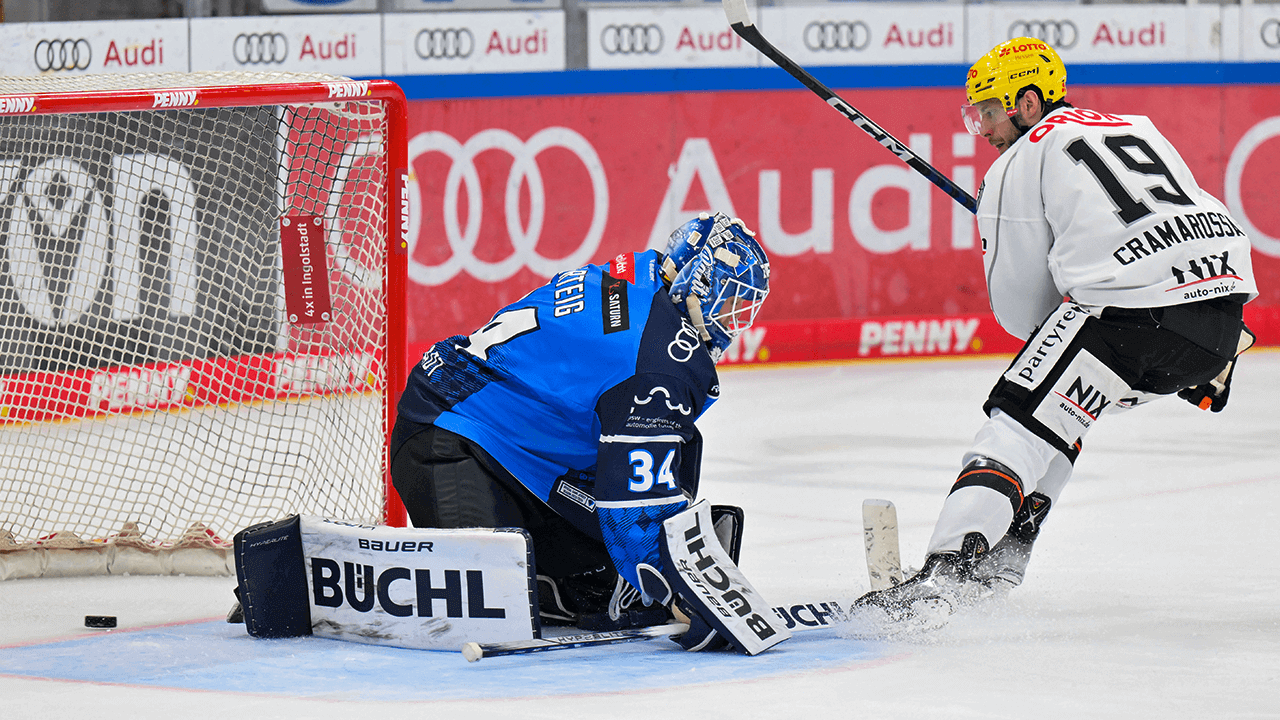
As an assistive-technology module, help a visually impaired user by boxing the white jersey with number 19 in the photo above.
[977,106,1257,340]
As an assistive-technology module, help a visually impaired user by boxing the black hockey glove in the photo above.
[1179,325,1255,413]
[1177,364,1234,412]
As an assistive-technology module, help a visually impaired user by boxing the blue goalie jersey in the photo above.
[397,250,720,591]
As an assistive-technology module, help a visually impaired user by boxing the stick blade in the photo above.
[721,0,753,28]
[862,499,903,591]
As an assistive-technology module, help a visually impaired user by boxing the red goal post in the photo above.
[0,72,408,579]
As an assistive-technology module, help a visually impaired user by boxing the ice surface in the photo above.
[3,353,1278,719]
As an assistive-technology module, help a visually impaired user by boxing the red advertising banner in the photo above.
[280,215,334,325]
[404,85,1280,363]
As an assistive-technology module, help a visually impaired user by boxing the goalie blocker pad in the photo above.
[234,515,538,650]
[659,501,791,655]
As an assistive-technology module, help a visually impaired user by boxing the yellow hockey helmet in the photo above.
[966,37,1067,111]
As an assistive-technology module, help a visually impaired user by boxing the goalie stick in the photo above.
[862,499,904,591]
[721,0,978,215]
[461,599,851,662]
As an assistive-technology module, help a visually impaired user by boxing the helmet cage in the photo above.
[668,221,770,362]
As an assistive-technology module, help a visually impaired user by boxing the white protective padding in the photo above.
[660,501,791,655]
[298,517,538,650]
[0,522,233,581]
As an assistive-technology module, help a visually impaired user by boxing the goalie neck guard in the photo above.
[663,212,770,362]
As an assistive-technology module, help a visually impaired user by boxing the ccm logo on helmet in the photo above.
[1009,67,1039,81]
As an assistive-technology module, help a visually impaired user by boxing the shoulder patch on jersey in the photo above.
[601,272,631,335]
[608,253,636,284]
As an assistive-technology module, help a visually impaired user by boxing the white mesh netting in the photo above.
[0,73,394,563]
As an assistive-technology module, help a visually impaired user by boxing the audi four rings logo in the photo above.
[1008,20,1078,50]
[35,39,91,72]
[1262,19,1280,49]
[601,24,662,55]
[407,127,609,286]
[233,33,288,65]
[416,28,474,60]
[804,21,871,52]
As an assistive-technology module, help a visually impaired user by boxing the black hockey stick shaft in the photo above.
[722,0,978,215]
[461,599,850,661]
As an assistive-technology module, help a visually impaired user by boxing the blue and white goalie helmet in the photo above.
[663,212,771,361]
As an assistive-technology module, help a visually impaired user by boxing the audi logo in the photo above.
[34,38,91,72]
[233,33,288,65]
[1008,20,1078,50]
[601,24,662,55]
[804,20,871,52]
[406,127,609,286]
[415,28,474,60]
[1262,19,1280,49]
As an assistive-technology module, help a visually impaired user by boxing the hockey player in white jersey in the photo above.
[857,37,1257,619]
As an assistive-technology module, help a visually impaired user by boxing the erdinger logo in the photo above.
[35,39,91,72]
[310,559,506,619]
[1008,20,1078,49]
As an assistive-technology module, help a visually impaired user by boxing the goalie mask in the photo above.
[665,213,770,362]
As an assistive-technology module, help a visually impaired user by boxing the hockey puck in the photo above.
[85,615,117,629]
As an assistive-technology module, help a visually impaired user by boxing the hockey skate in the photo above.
[971,492,1052,588]
[852,532,995,628]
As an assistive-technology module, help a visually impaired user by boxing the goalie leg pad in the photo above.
[658,501,790,655]
[234,515,312,639]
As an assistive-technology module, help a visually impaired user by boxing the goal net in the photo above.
[0,72,408,578]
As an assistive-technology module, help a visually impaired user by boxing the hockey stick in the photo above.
[461,599,851,662]
[862,499,904,590]
[462,622,688,662]
[721,0,978,215]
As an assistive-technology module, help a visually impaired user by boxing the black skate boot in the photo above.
[972,492,1052,589]
[853,532,991,623]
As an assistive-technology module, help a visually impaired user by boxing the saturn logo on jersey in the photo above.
[633,386,692,415]
[601,273,630,334]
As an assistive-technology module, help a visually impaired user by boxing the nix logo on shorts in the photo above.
[1056,376,1112,423]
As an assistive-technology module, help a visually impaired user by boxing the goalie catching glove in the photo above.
[637,501,790,655]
